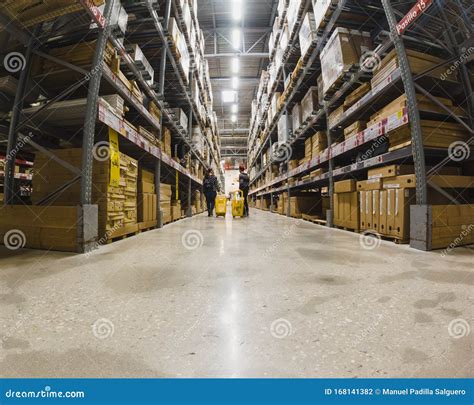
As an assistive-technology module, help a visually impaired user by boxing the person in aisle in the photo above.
[203,168,220,217]
[239,164,250,217]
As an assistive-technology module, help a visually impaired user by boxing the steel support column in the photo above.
[326,114,334,228]
[382,0,427,205]
[80,0,115,205]
[155,0,171,229]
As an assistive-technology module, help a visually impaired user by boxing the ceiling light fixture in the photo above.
[231,76,239,89]
[222,90,237,103]
[231,104,238,113]
[232,0,243,21]
[231,57,240,73]
[232,28,241,50]
[231,115,237,123]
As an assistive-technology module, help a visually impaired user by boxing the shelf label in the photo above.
[396,0,433,35]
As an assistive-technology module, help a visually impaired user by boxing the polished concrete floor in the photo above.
[0,209,473,378]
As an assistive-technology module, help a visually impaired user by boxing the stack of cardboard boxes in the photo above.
[137,169,158,227]
[31,148,139,241]
[333,179,360,231]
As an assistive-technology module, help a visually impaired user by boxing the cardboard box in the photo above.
[320,27,372,95]
[357,178,382,191]
[368,164,414,180]
[387,188,414,240]
[334,191,359,230]
[344,120,366,139]
[344,82,371,109]
[289,195,322,218]
[334,179,356,193]
[383,174,416,189]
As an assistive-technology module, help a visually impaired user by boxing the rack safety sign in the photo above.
[396,0,433,35]
[108,128,121,188]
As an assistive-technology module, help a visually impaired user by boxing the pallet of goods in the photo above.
[137,168,158,229]
[320,28,372,96]
[371,49,459,88]
[31,148,139,244]
[1,0,103,27]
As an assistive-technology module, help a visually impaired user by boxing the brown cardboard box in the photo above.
[344,82,371,109]
[383,174,416,189]
[357,178,382,191]
[344,120,367,139]
[312,131,327,155]
[368,164,414,180]
[289,195,321,218]
[359,191,367,230]
[328,104,346,128]
[379,190,388,235]
[320,27,372,95]
[334,179,356,193]
[334,192,359,230]
[389,188,414,240]
[372,190,381,233]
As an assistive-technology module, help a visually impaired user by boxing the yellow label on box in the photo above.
[109,128,121,188]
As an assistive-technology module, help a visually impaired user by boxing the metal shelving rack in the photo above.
[0,0,222,251]
[247,0,473,249]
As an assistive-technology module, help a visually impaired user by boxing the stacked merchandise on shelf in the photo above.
[31,149,139,238]
[160,183,174,224]
[1,0,104,27]
[137,168,158,227]
[357,164,474,244]
[333,179,360,231]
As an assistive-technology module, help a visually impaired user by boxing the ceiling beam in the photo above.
[204,52,269,59]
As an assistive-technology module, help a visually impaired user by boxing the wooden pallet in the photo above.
[138,221,157,232]
[105,223,140,244]
[334,225,360,233]
[360,230,409,245]
[302,214,327,226]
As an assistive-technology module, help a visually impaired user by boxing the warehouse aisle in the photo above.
[0,209,472,378]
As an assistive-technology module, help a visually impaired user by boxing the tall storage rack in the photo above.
[248,0,473,250]
[0,0,223,252]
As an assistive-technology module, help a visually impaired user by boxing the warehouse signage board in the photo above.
[396,0,433,35]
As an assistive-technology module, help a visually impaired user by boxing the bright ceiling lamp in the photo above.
[231,57,239,73]
[231,115,237,123]
[232,0,243,21]
[232,28,241,50]
[222,90,237,103]
[231,104,238,113]
[231,76,239,89]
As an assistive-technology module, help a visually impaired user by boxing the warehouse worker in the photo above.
[203,168,220,217]
[239,164,250,217]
